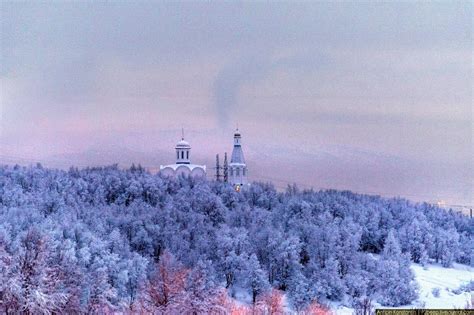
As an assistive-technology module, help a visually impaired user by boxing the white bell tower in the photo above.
[229,128,247,188]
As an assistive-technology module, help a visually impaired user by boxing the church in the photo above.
[159,129,249,190]
[229,129,248,188]
[159,132,207,178]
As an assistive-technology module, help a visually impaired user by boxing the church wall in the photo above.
[191,168,206,177]
[160,167,176,177]
[229,165,247,186]
[175,166,192,177]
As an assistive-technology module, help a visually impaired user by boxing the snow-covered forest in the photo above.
[0,164,472,314]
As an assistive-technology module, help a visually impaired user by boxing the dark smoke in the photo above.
[213,52,327,129]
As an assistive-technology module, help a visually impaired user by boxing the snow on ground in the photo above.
[231,262,472,314]
[333,262,473,314]
[413,262,472,309]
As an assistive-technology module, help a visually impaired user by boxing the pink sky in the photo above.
[1,2,472,205]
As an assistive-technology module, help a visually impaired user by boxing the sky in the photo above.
[1,2,472,205]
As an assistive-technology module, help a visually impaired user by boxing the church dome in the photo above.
[175,139,190,149]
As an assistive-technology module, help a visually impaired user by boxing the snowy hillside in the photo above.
[0,165,472,313]
[333,262,473,314]
[413,262,472,309]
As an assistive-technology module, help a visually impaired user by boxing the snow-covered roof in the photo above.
[231,145,245,164]
[175,139,190,149]
[160,164,206,171]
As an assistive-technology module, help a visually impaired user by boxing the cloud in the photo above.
[0,2,471,204]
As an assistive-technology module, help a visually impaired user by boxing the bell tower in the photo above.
[229,128,248,188]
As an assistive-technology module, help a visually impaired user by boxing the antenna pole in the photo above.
[215,154,221,182]
[223,152,228,183]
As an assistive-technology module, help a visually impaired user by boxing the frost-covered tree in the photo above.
[4,229,68,314]
[432,227,460,267]
[0,165,471,311]
[178,260,219,314]
[399,218,431,264]
[120,253,148,310]
[244,254,270,304]
[382,229,401,258]
[145,250,187,312]
[287,270,313,311]
[0,240,15,313]
[256,289,285,315]
[376,230,418,306]
[85,257,117,313]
